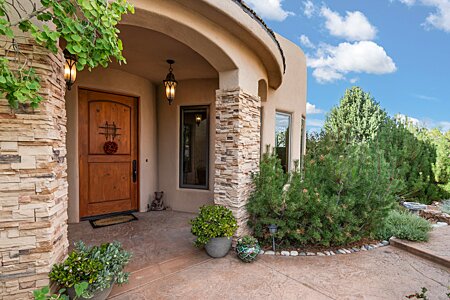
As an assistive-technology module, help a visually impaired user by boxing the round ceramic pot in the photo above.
[204,237,232,258]
[236,244,261,263]
[67,283,113,300]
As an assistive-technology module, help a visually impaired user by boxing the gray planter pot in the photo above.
[67,283,113,300]
[204,237,232,258]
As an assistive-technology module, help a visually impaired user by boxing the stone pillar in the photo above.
[214,88,260,237]
[0,39,68,299]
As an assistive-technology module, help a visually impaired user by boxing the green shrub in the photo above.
[75,241,131,296]
[323,86,449,204]
[441,200,450,214]
[190,205,238,247]
[375,210,431,241]
[49,251,102,288]
[49,241,131,298]
[247,149,288,237]
[248,141,397,247]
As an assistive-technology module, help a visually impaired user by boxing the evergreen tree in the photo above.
[324,87,388,143]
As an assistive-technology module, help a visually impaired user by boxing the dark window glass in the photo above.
[275,112,291,173]
[180,106,209,189]
[300,115,306,171]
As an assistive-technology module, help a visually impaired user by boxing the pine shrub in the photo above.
[248,139,397,247]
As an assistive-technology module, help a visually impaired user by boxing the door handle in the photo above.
[132,160,137,183]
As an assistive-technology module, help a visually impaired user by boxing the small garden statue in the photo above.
[150,191,165,211]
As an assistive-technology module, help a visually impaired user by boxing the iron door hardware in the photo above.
[132,160,137,183]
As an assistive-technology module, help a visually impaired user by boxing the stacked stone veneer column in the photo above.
[214,88,260,237]
[0,40,68,299]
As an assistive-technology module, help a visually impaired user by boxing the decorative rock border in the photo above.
[259,240,390,257]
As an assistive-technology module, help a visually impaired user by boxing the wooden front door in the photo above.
[79,89,138,218]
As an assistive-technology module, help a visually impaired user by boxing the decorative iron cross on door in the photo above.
[99,121,121,154]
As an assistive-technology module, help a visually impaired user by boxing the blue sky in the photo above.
[245,0,450,132]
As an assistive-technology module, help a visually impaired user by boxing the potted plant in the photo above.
[33,282,88,300]
[190,205,238,258]
[236,236,260,263]
[50,241,131,300]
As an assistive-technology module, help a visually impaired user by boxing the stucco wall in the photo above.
[261,35,307,170]
[157,79,218,213]
[124,0,270,95]
[65,68,157,223]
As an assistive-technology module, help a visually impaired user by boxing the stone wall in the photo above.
[0,40,68,299]
[214,88,260,237]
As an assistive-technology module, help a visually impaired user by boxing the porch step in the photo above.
[389,226,450,269]
[109,250,211,298]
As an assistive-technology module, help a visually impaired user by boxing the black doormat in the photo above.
[89,213,138,229]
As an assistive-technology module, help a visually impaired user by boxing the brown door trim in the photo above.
[78,88,139,218]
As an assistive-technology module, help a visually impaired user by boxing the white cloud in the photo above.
[396,114,421,126]
[396,0,450,32]
[395,114,450,131]
[307,119,325,127]
[245,0,294,21]
[299,34,315,48]
[422,0,450,32]
[320,7,377,41]
[306,102,324,114]
[398,0,416,5]
[349,77,359,83]
[303,0,316,18]
[412,93,438,101]
[437,121,450,131]
[307,41,397,83]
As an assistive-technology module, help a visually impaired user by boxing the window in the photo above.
[300,115,306,171]
[180,106,209,189]
[275,112,291,173]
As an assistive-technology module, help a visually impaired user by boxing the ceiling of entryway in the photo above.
[109,25,218,83]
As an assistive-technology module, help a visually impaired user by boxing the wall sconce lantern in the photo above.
[63,49,77,91]
[195,114,202,126]
[163,59,177,105]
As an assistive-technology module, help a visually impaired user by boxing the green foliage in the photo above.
[324,86,449,204]
[74,241,131,297]
[406,287,429,300]
[190,205,238,247]
[441,200,450,214]
[377,119,447,203]
[49,250,103,288]
[49,241,131,298]
[236,235,259,248]
[0,0,134,108]
[324,86,388,143]
[375,210,431,242]
[247,150,288,236]
[428,129,450,184]
[33,282,88,300]
[248,141,396,247]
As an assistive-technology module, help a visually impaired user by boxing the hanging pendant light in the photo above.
[163,59,177,105]
[63,49,77,91]
[195,113,202,126]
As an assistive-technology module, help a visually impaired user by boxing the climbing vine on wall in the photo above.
[0,0,134,109]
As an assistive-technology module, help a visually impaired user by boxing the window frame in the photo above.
[274,111,292,172]
[179,105,210,190]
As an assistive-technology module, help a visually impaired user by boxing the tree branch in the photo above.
[10,5,49,27]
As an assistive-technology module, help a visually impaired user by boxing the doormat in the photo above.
[89,213,138,229]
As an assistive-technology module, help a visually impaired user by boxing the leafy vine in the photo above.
[0,0,134,108]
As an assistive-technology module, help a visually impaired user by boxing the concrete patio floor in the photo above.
[68,211,201,272]
[68,212,449,299]
[115,246,449,300]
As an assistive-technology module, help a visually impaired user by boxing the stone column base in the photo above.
[214,88,260,237]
